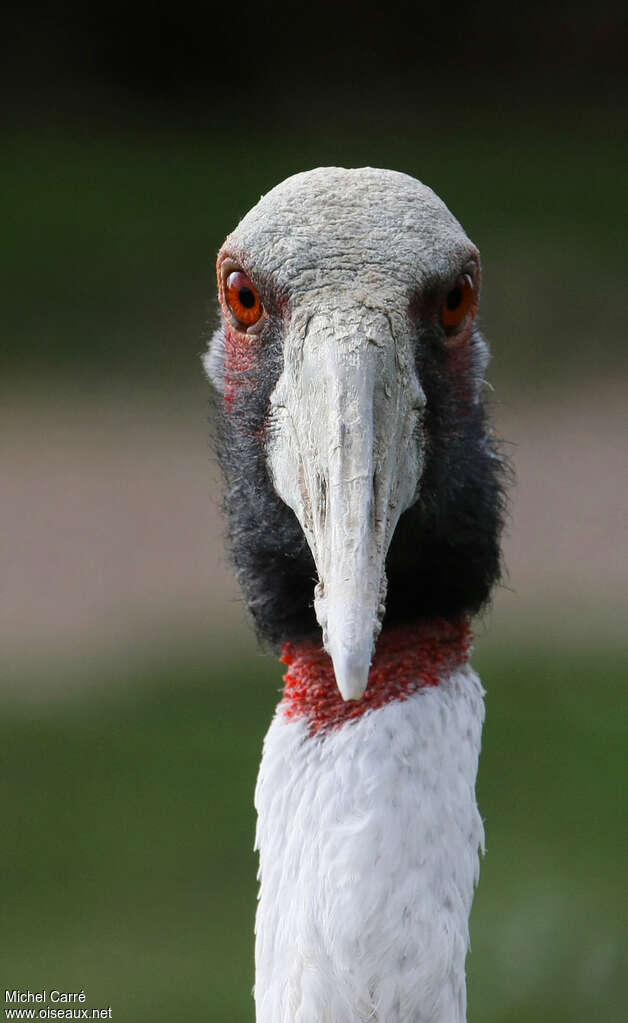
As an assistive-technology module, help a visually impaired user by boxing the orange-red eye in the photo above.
[225,270,263,328]
[441,273,475,331]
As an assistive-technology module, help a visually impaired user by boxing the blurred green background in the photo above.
[2,4,626,1021]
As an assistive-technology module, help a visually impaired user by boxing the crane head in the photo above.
[206,168,500,701]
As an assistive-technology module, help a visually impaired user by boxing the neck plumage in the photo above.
[254,617,485,1023]
[280,618,472,733]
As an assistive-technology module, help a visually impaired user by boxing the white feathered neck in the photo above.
[254,621,485,1023]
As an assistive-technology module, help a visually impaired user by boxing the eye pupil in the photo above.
[446,287,462,311]
[238,287,255,309]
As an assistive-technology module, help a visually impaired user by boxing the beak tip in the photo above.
[329,648,371,702]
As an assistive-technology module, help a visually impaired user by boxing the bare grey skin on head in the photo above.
[207,167,491,702]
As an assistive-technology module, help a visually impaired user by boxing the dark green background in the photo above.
[2,5,627,1020]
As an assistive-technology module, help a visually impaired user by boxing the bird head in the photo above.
[206,168,499,701]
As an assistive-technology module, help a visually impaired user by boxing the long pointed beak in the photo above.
[268,311,425,700]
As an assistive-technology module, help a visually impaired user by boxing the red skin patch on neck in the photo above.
[280,618,472,734]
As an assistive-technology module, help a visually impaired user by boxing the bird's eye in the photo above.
[225,270,263,328]
[440,273,475,331]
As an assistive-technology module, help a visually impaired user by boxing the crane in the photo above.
[204,167,504,1022]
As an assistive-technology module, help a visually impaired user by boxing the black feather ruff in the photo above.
[209,319,507,650]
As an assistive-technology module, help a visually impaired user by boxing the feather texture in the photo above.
[255,665,485,1023]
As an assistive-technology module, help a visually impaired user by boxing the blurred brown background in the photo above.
[1,4,627,1021]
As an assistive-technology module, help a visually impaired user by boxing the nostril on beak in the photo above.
[315,473,328,529]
